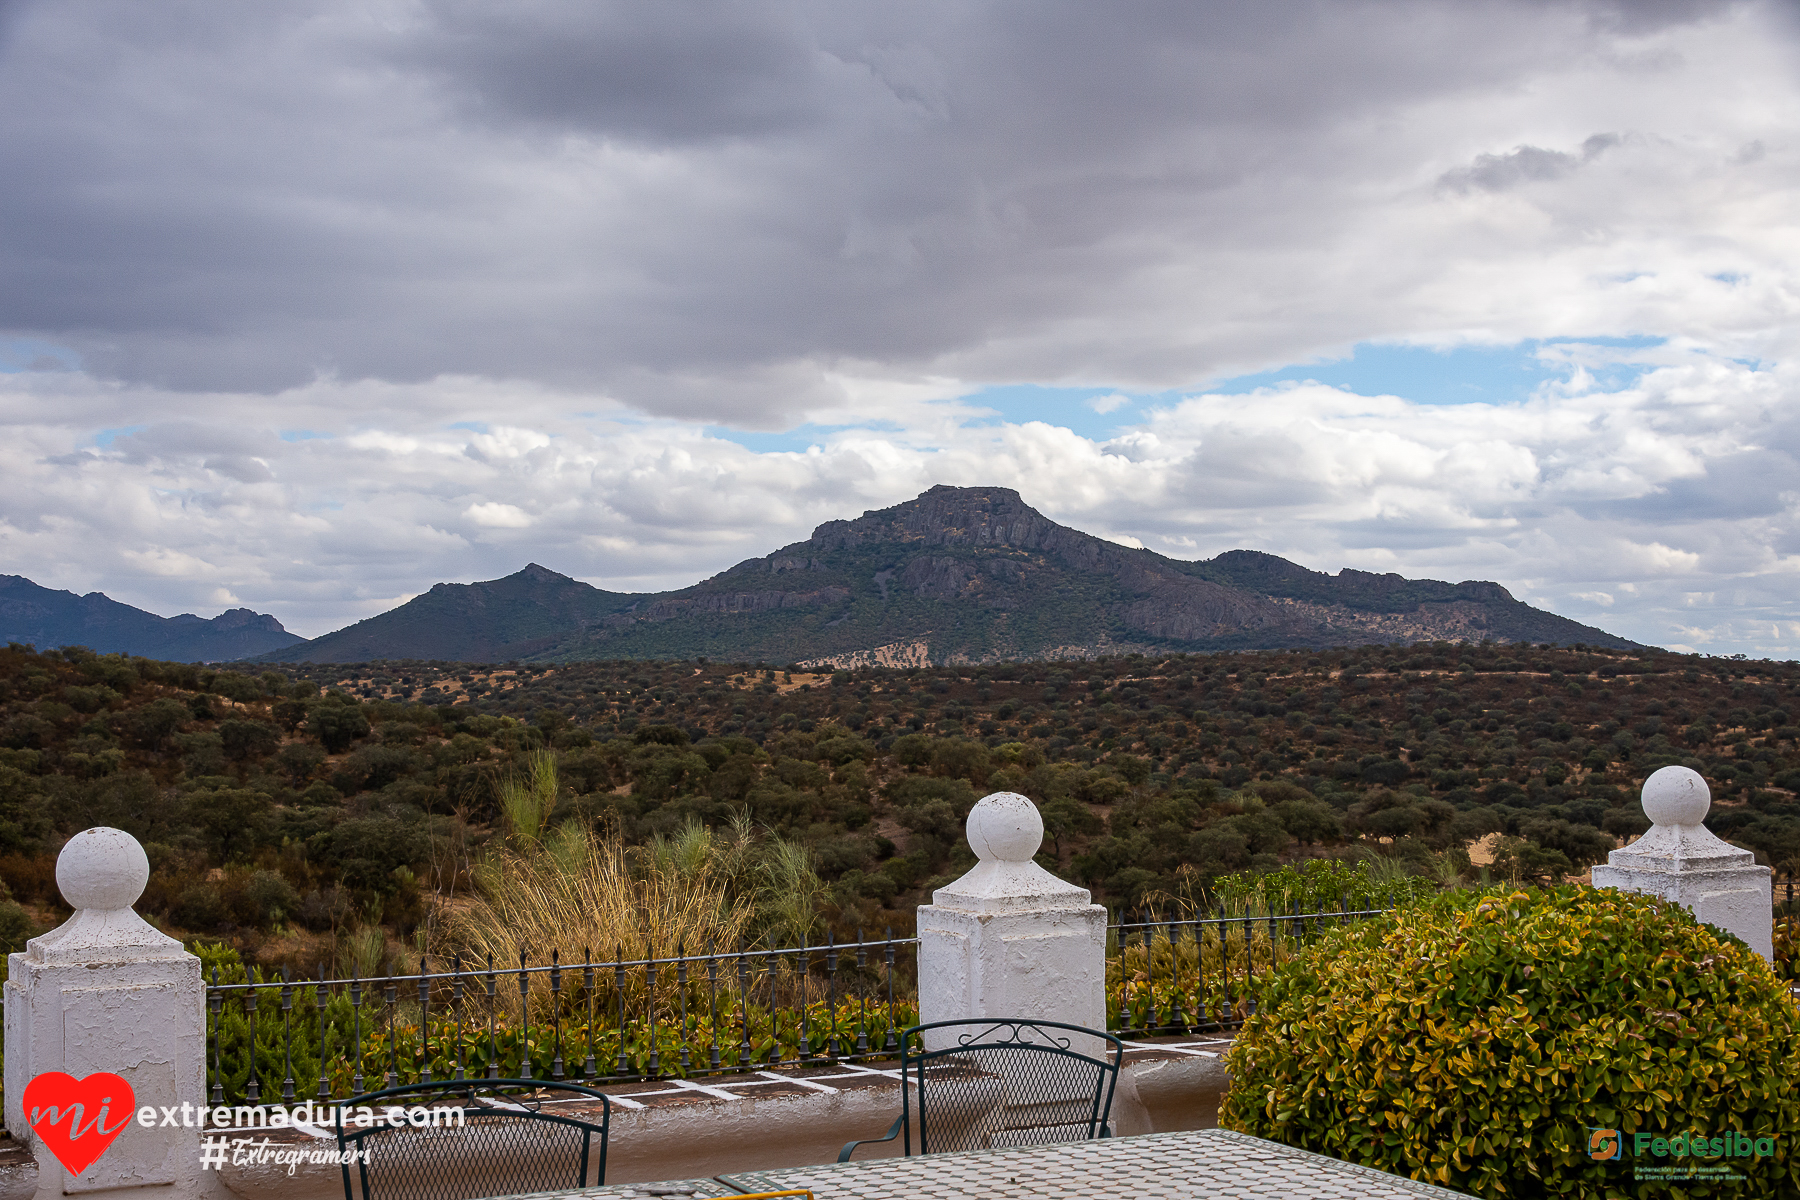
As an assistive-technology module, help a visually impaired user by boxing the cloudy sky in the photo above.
[2,0,1796,655]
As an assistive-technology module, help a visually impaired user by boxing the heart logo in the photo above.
[22,1072,136,1176]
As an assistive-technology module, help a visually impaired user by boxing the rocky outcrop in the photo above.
[640,587,851,618]
[1122,579,1302,642]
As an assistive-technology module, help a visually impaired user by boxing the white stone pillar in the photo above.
[4,828,205,1195]
[1591,766,1773,961]
[915,793,1108,1050]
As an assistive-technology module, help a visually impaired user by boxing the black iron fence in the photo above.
[205,931,918,1106]
[1774,875,1800,918]
[4,882,1790,1125]
[1106,898,1393,1037]
[201,901,1406,1107]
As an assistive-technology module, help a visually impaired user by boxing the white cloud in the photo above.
[464,502,533,528]
[121,548,219,578]
[0,343,1793,656]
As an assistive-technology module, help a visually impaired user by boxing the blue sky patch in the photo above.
[1203,337,1667,407]
[928,338,1674,441]
[705,422,905,454]
[704,338,1675,448]
[954,383,1183,441]
[0,339,79,374]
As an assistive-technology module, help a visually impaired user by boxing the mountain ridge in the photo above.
[259,563,636,663]
[0,575,303,661]
[261,486,1639,664]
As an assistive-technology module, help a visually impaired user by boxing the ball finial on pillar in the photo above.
[918,792,1107,1044]
[56,826,151,912]
[1594,766,1771,961]
[9,829,201,1193]
[1641,765,1710,828]
[966,791,1045,862]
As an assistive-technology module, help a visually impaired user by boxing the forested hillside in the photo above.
[1,639,1795,976]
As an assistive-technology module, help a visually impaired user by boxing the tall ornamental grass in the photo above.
[434,752,829,1020]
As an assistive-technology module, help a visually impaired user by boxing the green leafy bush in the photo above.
[1222,886,1800,1197]
[1773,916,1800,983]
[1213,857,1435,913]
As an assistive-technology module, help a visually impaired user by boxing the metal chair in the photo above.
[333,1078,610,1200]
[839,1018,1123,1161]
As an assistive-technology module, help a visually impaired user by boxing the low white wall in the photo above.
[215,1055,1231,1198]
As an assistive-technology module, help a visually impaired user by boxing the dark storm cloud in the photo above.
[1439,134,1620,193]
[400,1,845,143]
[0,0,1767,414]
[1579,0,1745,34]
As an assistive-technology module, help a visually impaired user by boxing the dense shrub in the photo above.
[305,695,370,753]
[218,718,279,761]
[1222,886,1800,1197]
[328,815,431,892]
[115,698,190,749]
[0,874,38,955]
[1774,915,1800,983]
[1213,857,1436,912]
[182,787,274,861]
[335,743,419,793]
[1270,797,1343,844]
[274,742,325,781]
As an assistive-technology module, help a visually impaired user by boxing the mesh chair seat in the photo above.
[841,1019,1123,1161]
[335,1080,610,1200]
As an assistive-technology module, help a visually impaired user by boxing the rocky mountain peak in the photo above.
[809,485,1059,552]
[208,608,290,632]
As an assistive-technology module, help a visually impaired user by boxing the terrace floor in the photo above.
[498,1129,1472,1199]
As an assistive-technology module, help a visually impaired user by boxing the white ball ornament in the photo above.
[1640,765,1710,828]
[56,827,151,911]
[965,792,1044,863]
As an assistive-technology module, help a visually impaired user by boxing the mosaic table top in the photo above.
[717,1131,1470,1199]
[492,1179,743,1199]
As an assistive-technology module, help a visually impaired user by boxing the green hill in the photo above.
[258,563,639,663]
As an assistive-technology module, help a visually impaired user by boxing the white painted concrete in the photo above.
[209,1051,1222,1198]
[916,793,1108,1051]
[4,828,207,1197]
[1591,767,1773,960]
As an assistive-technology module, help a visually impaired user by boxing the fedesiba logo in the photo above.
[1581,1121,1776,1185]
